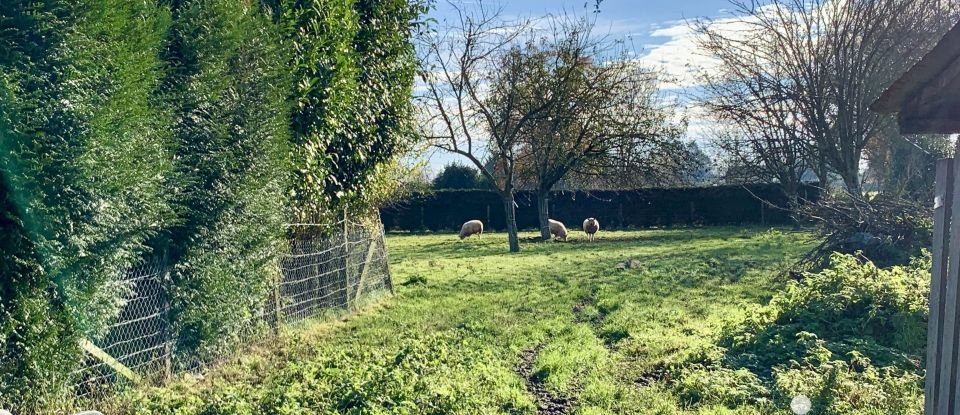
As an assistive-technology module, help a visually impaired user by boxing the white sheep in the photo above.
[583,218,600,242]
[548,219,568,241]
[458,220,484,240]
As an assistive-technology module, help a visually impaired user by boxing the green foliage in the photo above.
[675,251,930,414]
[120,328,535,414]
[774,342,924,415]
[160,0,291,362]
[725,252,929,373]
[284,0,427,221]
[0,0,424,410]
[674,366,769,408]
[0,0,174,409]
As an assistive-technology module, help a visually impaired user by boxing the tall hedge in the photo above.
[380,185,821,232]
[159,0,291,362]
[0,0,422,411]
[0,0,174,409]
[285,0,424,221]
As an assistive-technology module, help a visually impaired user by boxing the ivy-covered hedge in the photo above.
[0,0,422,411]
[380,184,820,232]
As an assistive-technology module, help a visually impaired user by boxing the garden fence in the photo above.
[68,217,393,402]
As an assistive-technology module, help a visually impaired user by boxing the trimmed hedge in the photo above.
[0,0,422,411]
[380,184,819,231]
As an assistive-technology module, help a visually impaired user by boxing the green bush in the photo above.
[724,252,929,373]
[121,329,535,415]
[773,339,924,415]
[159,0,291,363]
[0,0,423,410]
[0,0,174,409]
[284,0,425,222]
[675,252,929,413]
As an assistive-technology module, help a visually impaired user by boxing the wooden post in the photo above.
[931,158,959,414]
[760,200,766,226]
[486,204,491,228]
[353,233,380,307]
[380,221,395,295]
[80,339,141,384]
[272,262,284,333]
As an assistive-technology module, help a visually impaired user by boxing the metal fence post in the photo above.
[160,253,173,383]
[343,208,351,310]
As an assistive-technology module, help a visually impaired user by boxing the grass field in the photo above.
[113,227,818,414]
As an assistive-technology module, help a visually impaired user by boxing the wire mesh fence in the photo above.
[67,217,393,403]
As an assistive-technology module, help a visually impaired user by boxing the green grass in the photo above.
[110,227,817,414]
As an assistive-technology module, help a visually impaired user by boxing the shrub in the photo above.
[724,252,929,374]
[159,0,291,364]
[675,251,929,413]
[773,339,924,415]
[0,0,174,409]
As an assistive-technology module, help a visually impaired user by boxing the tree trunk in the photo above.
[502,192,520,252]
[537,189,551,241]
[841,169,863,199]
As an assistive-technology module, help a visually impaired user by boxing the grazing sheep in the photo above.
[583,218,600,242]
[548,219,568,241]
[459,220,484,240]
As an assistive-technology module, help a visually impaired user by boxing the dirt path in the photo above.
[517,344,578,415]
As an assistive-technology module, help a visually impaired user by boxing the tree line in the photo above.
[0,0,423,411]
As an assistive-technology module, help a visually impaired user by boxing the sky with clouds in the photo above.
[419,0,740,173]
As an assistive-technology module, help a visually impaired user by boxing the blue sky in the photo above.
[419,0,740,174]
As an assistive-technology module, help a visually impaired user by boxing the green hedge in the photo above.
[0,0,421,411]
[380,184,820,232]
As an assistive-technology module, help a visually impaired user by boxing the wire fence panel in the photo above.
[68,217,393,405]
[71,258,171,400]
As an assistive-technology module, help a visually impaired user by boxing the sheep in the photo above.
[548,219,568,241]
[583,218,600,242]
[458,219,484,240]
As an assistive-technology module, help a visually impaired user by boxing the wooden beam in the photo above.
[927,159,954,414]
[935,157,960,414]
[79,339,141,384]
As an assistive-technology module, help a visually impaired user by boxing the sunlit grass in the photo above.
[111,227,815,414]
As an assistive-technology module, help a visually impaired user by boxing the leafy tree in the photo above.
[417,2,541,252]
[432,163,487,190]
[506,15,688,240]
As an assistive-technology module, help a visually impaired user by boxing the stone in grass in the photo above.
[616,259,642,271]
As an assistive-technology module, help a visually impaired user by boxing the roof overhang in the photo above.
[872,21,960,134]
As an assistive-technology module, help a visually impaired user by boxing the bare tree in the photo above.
[695,0,956,197]
[417,2,563,252]
[504,15,688,240]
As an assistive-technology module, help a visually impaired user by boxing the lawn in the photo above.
[111,227,817,415]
